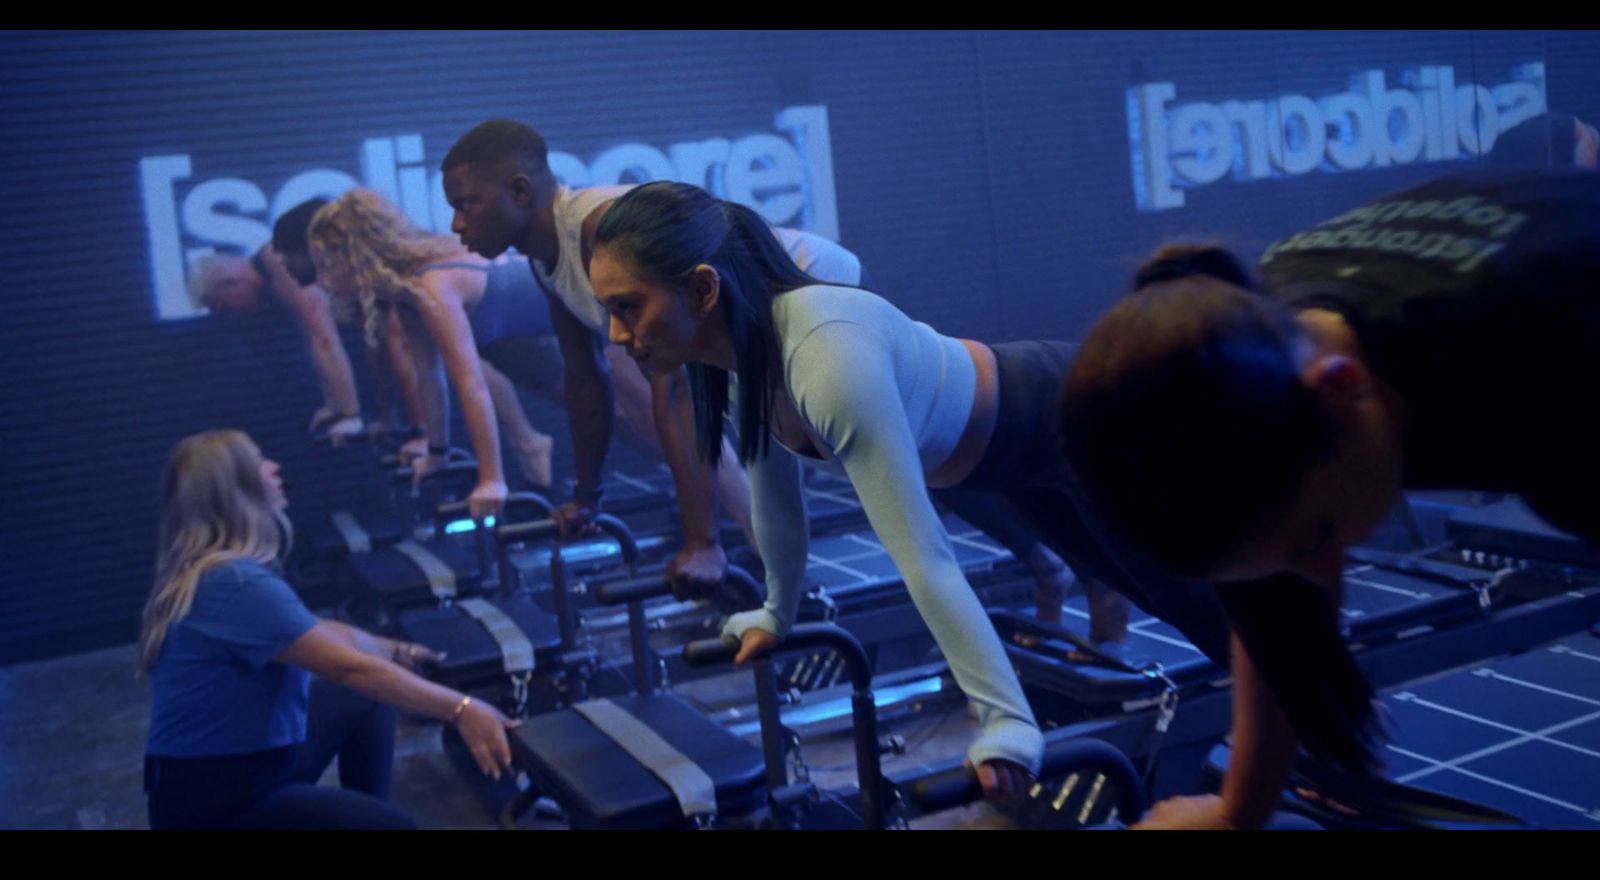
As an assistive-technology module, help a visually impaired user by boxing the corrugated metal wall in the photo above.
[2,30,1595,664]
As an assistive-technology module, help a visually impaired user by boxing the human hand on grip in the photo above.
[397,437,429,466]
[453,698,521,781]
[964,757,1035,803]
[666,541,728,601]
[551,497,601,539]
[466,479,507,521]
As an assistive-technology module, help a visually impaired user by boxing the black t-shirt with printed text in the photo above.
[1257,170,1600,541]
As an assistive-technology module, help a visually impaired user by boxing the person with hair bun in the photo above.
[1060,169,1600,828]
[586,180,1234,798]
[139,430,519,829]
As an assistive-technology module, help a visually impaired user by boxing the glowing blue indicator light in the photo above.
[443,515,495,535]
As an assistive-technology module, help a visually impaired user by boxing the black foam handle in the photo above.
[903,738,1147,819]
[492,512,639,565]
[494,517,563,544]
[906,766,980,813]
[435,500,468,519]
[596,564,764,608]
[595,573,674,607]
[681,635,740,667]
[682,622,870,690]
[437,490,553,523]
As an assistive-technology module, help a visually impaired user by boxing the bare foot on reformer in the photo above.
[1011,577,1131,664]
[1024,544,1088,627]
[513,433,555,490]
[1029,558,1078,626]
[1079,579,1130,662]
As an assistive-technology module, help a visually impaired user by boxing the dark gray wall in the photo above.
[3,29,1595,663]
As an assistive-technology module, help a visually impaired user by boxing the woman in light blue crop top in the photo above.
[587,181,1234,799]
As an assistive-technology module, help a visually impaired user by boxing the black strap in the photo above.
[1344,546,1496,590]
[1003,613,1147,675]
[1002,614,1176,788]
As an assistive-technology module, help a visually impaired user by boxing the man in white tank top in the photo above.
[441,119,861,594]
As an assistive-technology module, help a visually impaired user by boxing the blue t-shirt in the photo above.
[145,559,321,758]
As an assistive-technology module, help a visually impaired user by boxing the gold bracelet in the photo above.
[450,696,471,724]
